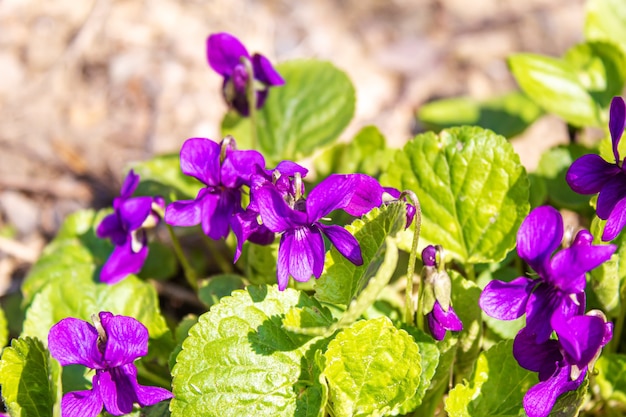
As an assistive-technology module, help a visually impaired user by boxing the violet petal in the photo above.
[549,242,615,292]
[206,33,250,77]
[179,138,221,186]
[426,311,446,341]
[118,197,153,232]
[99,367,137,416]
[221,149,266,189]
[517,206,563,276]
[99,312,149,368]
[100,239,149,284]
[342,174,384,217]
[48,318,101,368]
[96,213,125,245]
[61,388,103,417]
[306,174,357,221]
[552,315,606,368]
[512,327,561,376]
[119,170,140,200]
[432,302,463,331]
[525,285,561,343]
[566,154,620,194]
[252,53,285,86]
[255,184,307,232]
[596,175,626,220]
[479,277,534,320]
[200,189,240,240]
[318,223,363,265]
[603,196,626,241]
[120,363,174,407]
[610,96,626,163]
[523,365,585,417]
[164,190,207,228]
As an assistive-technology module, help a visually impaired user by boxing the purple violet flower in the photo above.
[427,301,463,341]
[479,206,615,343]
[513,313,612,417]
[566,96,626,241]
[255,173,384,290]
[421,245,463,340]
[48,312,173,417]
[231,160,309,262]
[97,170,164,284]
[207,32,285,116]
[164,137,265,240]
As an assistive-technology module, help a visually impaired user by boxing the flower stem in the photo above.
[242,57,259,150]
[166,224,198,291]
[201,234,235,274]
[403,191,422,327]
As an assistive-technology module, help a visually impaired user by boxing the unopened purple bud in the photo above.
[422,245,437,267]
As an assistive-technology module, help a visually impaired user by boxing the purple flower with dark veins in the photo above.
[567,96,626,241]
[207,32,285,116]
[97,170,164,284]
[255,173,384,290]
[165,137,265,241]
[513,313,612,417]
[479,206,615,343]
[48,312,173,417]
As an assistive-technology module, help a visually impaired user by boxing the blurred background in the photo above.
[0,0,585,294]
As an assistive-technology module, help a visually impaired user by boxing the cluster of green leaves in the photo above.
[4,0,626,416]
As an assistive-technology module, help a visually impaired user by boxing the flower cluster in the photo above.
[97,170,164,284]
[479,206,615,417]
[421,245,463,340]
[567,96,626,241]
[48,312,173,417]
[164,136,401,290]
[207,32,284,116]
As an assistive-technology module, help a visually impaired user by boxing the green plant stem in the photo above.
[166,224,198,291]
[608,282,626,353]
[136,363,173,389]
[403,191,422,327]
[201,234,234,274]
[242,57,259,150]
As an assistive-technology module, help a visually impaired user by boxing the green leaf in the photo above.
[564,41,626,109]
[549,377,588,417]
[315,202,407,305]
[397,326,440,414]
[508,53,601,127]
[221,60,356,163]
[322,317,421,417]
[414,335,459,416]
[171,285,327,417]
[139,241,178,281]
[314,125,394,178]
[595,353,626,407]
[168,315,198,371]
[130,154,202,201]
[585,0,626,53]
[21,209,110,306]
[0,306,7,349]
[240,241,279,286]
[0,337,61,417]
[535,145,594,211]
[381,126,529,264]
[445,340,537,416]
[589,216,622,316]
[450,270,483,379]
[417,92,543,138]
[198,274,246,308]
[21,273,172,362]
